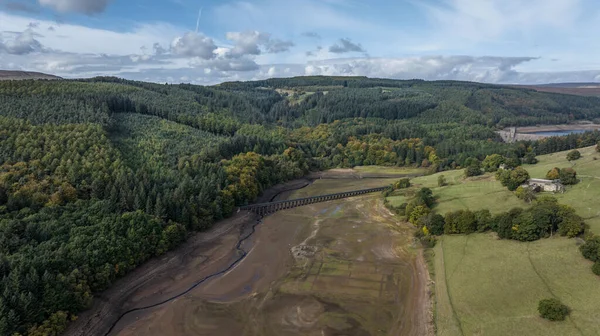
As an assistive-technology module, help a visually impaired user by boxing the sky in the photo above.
[1,0,600,85]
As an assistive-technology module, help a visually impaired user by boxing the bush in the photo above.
[444,209,477,234]
[546,167,578,185]
[515,186,536,203]
[504,157,521,169]
[474,209,493,232]
[496,167,530,191]
[465,165,483,177]
[557,214,584,238]
[559,168,578,185]
[415,187,435,208]
[482,154,505,172]
[437,175,447,187]
[394,178,411,189]
[546,167,561,180]
[579,236,600,262]
[538,298,570,321]
[567,150,581,161]
[523,153,538,164]
[593,262,600,276]
[419,213,445,235]
[409,205,431,225]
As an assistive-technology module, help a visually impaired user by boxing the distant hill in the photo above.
[515,82,600,96]
[0,70,62,80]
[537,82,600,88]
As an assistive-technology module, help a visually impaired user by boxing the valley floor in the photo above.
[66,170,432,336]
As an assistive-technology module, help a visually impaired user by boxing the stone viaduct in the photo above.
[240,186,389,216]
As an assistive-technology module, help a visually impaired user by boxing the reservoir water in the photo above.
[527,129,589,137]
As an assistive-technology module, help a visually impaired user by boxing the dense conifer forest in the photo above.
[2,76,600,335]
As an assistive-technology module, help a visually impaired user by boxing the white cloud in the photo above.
[2,4,600,86]
[329,38,365,53]
[224,31,294,58]
[170,32,217,59]
[0,12,181,55]
[0,29,44,55]
[225,31,269,57]
[38,0,112,15]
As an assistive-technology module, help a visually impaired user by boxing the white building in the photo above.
[524,179,565,193]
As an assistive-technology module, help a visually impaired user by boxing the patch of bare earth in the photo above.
[66,178,432,336]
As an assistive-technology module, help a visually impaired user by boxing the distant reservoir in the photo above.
[497,124,600,143]
[524,129,588,137]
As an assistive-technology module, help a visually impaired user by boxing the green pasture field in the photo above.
[353,165,427,176]
[434,234,600,336]
[524,145,600,233]
[382,146,600,336]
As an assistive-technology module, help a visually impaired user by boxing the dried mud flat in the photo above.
[66,177,432,336]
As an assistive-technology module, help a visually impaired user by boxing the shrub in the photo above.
[579,236,600,262]
[444,209,477,234]
[504,157,521,169]
[482,154,505,172]
[593,262,600,276]
[546,167,561,180]
[394,178,411,189]
[515,186,536,203]
[596,142,600,152]
[546,167,578,185]
[567,149,581,161]
[523,153,538,164]
[409,205,431,225]
[559,168,578,185]
[438,174,447,187]
[415,187,435,208]
[538,298,570,321]
[465,165,483,177]
[419,213,445,235]
[496,169,511,185]
[497,167,530,191]
[557,214,584,238]
[474,209,493,232]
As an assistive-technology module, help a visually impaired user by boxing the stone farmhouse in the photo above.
[523,178,565,193]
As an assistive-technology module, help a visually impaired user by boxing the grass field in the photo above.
[434,235,600,336]
[386,145,600,233]
[524,145,600,233]
[382,146,600,336]
[386,169,523,214]
[353,166,427,176]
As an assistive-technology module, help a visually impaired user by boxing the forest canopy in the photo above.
[2,76,600,335]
